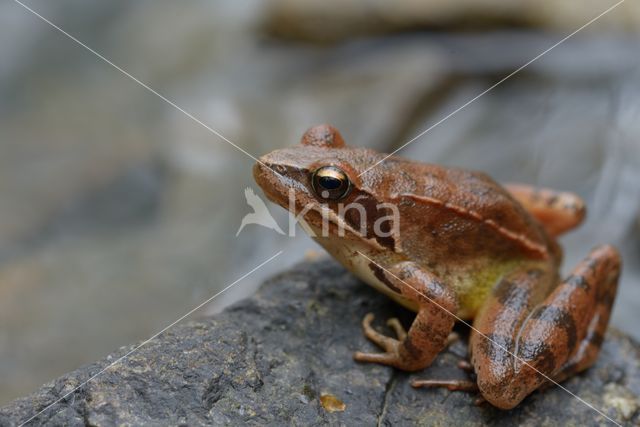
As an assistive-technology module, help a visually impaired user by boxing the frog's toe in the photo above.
[353,350,400,366]
[411,379,478,392]
[355,313,407,367]
[457,360,473,371]
[446,331,460,346]
[360,313,401,351]
[474,396,487,406]
[386,317,407,340]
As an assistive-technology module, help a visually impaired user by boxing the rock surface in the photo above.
[1,259,639,426]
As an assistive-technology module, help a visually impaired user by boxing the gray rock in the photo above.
[1,259,639,426]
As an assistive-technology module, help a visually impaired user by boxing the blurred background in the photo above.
[1,0,639,405]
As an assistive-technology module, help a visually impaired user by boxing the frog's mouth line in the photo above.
[280,198,389,250]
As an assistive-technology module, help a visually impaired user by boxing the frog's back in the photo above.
[368,158,551,261]
[362,158,552,318]
[420,164,548,254]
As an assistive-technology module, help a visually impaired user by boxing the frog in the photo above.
[252,124,621,409]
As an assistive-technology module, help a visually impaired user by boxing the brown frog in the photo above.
[253,124,621,409]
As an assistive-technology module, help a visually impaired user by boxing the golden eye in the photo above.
[311,166,351,200]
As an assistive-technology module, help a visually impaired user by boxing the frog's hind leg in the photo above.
[354,261,457,371]
[548,248,620,384]
[505,183,586,237]
[471,245,620,410]
[412,266,551,400]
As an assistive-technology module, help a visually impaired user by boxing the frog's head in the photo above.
[254,125,402,248]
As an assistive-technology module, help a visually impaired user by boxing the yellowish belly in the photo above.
[308,227,521,320]
[351,257,519,320]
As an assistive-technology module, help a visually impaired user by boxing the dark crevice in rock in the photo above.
[202,372,228,410]
[377,371,398,427]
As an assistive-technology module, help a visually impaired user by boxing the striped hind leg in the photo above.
[413,264,556,396]
[470,245,621,409]
[505,183,586,237]
[550,246,621,383]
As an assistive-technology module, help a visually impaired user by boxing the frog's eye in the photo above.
[311,166,351,200]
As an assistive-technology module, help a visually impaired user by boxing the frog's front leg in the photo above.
[471,245,620,409]
[354,262,457,371]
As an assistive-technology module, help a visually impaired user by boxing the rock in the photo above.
[1,259,639,426]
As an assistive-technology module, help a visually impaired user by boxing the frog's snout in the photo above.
[253,157,286,200]
[252,159,271,190]
[254,152,291,182]
[253,161,289,212]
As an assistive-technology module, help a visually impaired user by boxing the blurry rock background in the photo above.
[0,0,638,405]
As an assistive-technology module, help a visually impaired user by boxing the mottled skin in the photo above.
[253,124,621,410]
